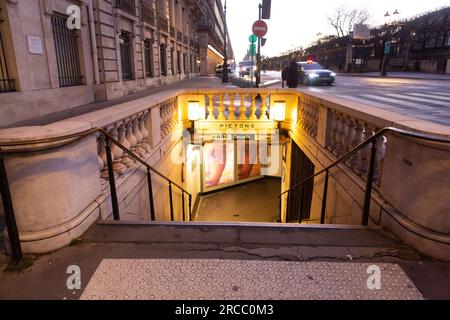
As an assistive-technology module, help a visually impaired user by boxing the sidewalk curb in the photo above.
[337,73,450,81]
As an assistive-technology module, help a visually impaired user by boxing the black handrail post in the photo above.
[362,139,378,226]
[182,191,186,222]
[297,185,304,224]
[169,182,174,221]
[105,135,120,221]
[278,195,282,223]
[320,170,330,225]
[188,194,192,222]
[147,168,156,221]
[0,156,23,263]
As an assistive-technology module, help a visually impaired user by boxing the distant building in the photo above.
[0,0,233,127]
[264,7,450,74]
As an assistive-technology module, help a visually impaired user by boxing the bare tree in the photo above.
[327,6,372,38]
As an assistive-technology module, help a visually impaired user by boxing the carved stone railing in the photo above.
[299,96,319,139]
[96,97,178,179]
[203,92,269,121]
[1,88,449,260]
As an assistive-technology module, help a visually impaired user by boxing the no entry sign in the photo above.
[252,20,268,38]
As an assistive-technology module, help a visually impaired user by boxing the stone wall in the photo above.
[0,0,209,128]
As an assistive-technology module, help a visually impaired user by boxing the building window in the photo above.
[116,0,135,15]
[120,32,133,80]
[170,47,175,75]
[144,39,154,78]
[160,44,167,76]
[0,16,15,93]
[177,51,181,74]
[51,13,83,87]
[183,53,188,73]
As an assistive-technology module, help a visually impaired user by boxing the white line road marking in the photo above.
[406,93,450,101]
[429,91,450,97]
[336,95,414,111]
[361,94,436,110]
[386,94,450,107]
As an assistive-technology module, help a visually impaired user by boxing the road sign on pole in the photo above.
[353,24,371,40]
[249,34,257,44]
[252,20,268,38]
[249,44,256,55]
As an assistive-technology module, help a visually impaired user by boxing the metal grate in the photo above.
[52,14,83,87]
[116,0,135,15]
[158,15,169,32]
[170,48,175,75]
[160,44,167,76]
[120,32,133,80]
[142,1,155,25]
[0,17,15,93]
[144,39,153,78]
[51,13,83,87]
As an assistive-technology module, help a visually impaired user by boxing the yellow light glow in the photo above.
[188,101,205,121]
[270,101,286,122]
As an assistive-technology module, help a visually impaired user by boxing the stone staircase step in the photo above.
[83,221,409,249]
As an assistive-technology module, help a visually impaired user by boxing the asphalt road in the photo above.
[263,71,450,126]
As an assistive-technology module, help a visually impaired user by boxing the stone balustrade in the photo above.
[96,97,178,178]
[325,109,386,186]
[202,92,269,121]
[1,87,449,260]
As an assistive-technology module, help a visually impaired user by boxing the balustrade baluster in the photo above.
[239,94,247,120]
[218,94,226,120]
[119,121,134,168]
[132,115,146,157]
[97,133,106,172]
[359,125,374,175]
[126,117,138,149]
[207,95,215,120]
[250,94,257,120]
[374,133,387,186]
[139,111,152,153]
[326,110,337,152]
[343,118,355,165]
[334,113,345,157]
[109,124,126,174]
[228,94,236,120]
[260,94,268,120]
[349,121,365,174]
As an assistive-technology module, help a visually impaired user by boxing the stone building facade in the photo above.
[0,0,232,128]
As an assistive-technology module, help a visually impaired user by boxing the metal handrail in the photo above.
[279,127,450,225]
[0,127,192,263]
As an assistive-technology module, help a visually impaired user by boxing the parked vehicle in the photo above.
[297,61,336,86]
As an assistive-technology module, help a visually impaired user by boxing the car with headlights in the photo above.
[215,64,233,78]
[238,60,256,77]
[297,61,336,86]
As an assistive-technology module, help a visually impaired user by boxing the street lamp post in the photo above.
[222,0,229,83]
[380,9,399,76]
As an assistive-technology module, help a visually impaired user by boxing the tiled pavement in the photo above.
[1,223,449,300]
[81,259,422,300]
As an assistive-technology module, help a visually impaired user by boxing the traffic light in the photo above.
[261,38,267,47]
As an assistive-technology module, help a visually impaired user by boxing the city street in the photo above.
[263,71,450,125]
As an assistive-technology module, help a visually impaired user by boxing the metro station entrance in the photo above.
[202,139,264,192]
